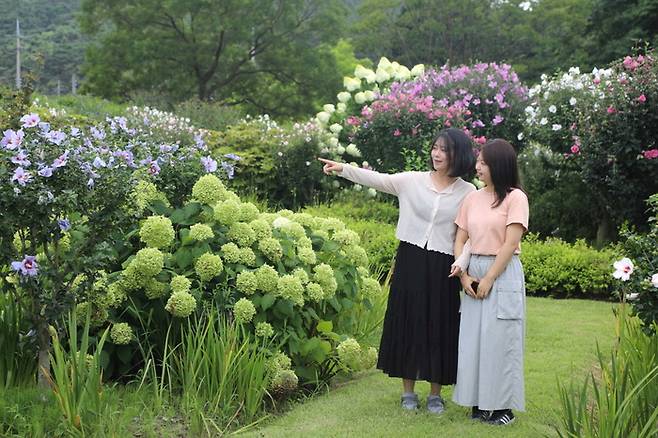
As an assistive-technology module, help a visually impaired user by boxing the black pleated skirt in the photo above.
[377,241,461,384]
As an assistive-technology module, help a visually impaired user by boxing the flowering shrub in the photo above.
[96,174,382,383]
[0,89,236,384]
[522,54,658,235]
[615,194,658,330]
[212,115,329,208]
[315,58,529,173]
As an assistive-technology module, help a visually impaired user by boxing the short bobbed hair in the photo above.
[428,128,476,177]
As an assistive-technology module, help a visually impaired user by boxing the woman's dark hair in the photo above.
[428,128,475,177]
[480,139,524,207]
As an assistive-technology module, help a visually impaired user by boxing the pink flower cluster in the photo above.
[622,55,647,71]
[642,149,658,160]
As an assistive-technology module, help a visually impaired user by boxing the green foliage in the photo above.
[214,116,330,209]
[557,307,658,437]
[303,195,398,280]
[521,235,616,298]
[617,194,658,328]
[0,291,37,387]
[45,311,109,435]
[173,98,244,132]
[36,94,126,122]
[588,0,658,65]
[171,311,271,433]
[519,144,600,241]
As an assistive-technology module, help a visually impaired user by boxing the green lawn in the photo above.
[241,297,617,437]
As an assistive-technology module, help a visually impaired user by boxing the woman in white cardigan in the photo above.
[319,128,475,414]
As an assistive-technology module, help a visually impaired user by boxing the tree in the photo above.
[588,0,658,65]
[80,0,348,118]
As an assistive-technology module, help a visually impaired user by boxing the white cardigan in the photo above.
[339,165,474,266]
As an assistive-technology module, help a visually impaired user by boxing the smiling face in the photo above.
[475,154,492,187]
[431,137,450,172]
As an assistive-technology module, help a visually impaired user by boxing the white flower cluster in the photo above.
[314,57,424,160]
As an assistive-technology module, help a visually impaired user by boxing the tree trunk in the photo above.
[37,319,51,388]
[595,214,613,249]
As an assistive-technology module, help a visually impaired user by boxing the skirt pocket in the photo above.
[496,281,524,320]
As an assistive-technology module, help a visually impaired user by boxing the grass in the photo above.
[239,297,617,437]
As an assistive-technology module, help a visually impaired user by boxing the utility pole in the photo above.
[57,79,61,96]
[71,73,77,95]
[16,18,21,89]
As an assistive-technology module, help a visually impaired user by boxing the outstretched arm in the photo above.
[318,157,401,196]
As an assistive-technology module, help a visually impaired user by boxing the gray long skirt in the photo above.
[452,255,526,411]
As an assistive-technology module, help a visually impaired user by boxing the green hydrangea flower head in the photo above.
[317,217,346,233]
[119,264,146,291]
[110,322,134,345]
[272,351,292,370]
[220,242,241,264]
[239,248,257,266]
[132,248,165,277]
[144,278,168,299]
[296,236,313,249]
[249,219,272,240]
[345,245,369,267]
[131,180,170,215]
[362,347,378,370]
[255,322,274,338]
[337,338,362,370]
[270,369,298,393]
[192,174,227,205]
[306,282,324,302]
[280,222,306,240]
[297,246,317,265]
[189,223,214,241]
[255,264,279,293]
[140,216,175,248]
[228,222,256,247]
[195,252,223,281]
[214,199,241,225]
[236,271,258,295]
[239,202,260,222]
[361,277,382,301]
[165,291,197,317]
[106,282,127,308]
[258,237,283,262]
[357,266,370,278]
[75,302,108,327]
[170,275,192,294]
[292,268,309,284]
[233,298,256,324]
[277,275,305,306]
[333,229,360,246]
[292,212,317,228]
[313,263,337,298]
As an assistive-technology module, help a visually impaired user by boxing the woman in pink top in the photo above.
[451,139,529,426]
[319,128,475,414]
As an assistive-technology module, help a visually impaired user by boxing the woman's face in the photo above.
[431,137,450,172]
[475,154,492,186]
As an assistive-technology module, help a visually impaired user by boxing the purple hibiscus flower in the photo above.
[11,255,38,277]
[201,156,218,173]
[11,167,32,185]
[20,113,40,128]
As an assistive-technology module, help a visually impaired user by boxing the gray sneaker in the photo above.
[427,395,445,414]
[400,393,419,410]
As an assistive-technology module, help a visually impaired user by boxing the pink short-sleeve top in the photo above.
[455,188,529,255]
